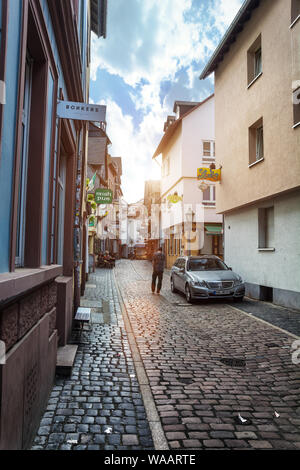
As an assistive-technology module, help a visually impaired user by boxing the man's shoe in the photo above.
[156,290,160,295]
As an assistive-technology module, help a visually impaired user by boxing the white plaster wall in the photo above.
[183,179,222,223]
[161,180,184,231]
[224,191,300,292]
[160,125,182,196]
[181,96,215,177]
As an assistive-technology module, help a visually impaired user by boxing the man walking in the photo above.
[152,247,165,294]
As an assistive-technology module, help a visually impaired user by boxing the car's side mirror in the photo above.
[228,267,232,270]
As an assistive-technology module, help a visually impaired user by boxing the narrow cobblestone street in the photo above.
[32,260,300,451]
[32,266,154,450]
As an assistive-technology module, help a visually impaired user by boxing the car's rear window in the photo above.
[187,258,228,271]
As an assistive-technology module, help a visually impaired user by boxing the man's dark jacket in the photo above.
[152,251,165,273]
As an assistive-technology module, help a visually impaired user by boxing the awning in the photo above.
[204,224,223,235]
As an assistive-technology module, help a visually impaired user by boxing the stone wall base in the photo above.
[245,282,300,310]
[0,313,57,449]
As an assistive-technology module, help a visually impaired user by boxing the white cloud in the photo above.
[91,0,242,87]
[100,99,162,203]
[211,0,244,35]
[91,0,244,202]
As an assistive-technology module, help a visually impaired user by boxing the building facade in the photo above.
[0,0,106,449]
[86,120,110,271]
[153,96,223,269]
[200,0,300,309]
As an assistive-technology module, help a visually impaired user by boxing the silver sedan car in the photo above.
[170,255,245,303]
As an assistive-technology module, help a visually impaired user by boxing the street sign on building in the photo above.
[57,100,106,122]
[95,188,113,204]
[197,167,221,182]
[167,193,182,204]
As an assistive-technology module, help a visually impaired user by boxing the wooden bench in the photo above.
[74,307,92,335]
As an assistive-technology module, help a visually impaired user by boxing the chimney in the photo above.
[163,115,176,132]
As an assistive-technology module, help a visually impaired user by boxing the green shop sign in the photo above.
[95,188,113,204]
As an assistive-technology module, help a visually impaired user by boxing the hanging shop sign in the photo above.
[89,216,96,227]
[167,193,183,204]
[197,167,221,182]
[95,188,113,204]
[87,172,97,191]
[57,100,106,122]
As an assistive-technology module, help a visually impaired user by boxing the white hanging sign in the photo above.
[0,81,6,105]
[57,100,106,122]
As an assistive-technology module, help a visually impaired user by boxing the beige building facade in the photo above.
[200,0,300,308]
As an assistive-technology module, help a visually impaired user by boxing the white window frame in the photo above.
[202,185,216,206]
[15,55,33,267]
[202,140,215,163]
[254,47,262,78]
[258,206,275,250]
[57,154,66,265]
[256,126,264,161]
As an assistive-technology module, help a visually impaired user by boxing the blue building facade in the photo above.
[0,0,106,449]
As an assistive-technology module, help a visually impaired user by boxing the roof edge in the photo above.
[152,93,214,159]
[199,0,260,80]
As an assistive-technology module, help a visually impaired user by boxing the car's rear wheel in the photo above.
[170,276,177,293]
[185,284,193,303]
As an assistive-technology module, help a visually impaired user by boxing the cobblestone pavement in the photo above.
[115,260,300,450]
[229,298,300,337]
[31,268,154,450]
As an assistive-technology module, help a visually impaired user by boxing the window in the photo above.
[202,185,216,206]
[291,0,300,25]
[258,207,274,249]
[293,86,300,127]
[247,34,262,86]
[57,154,66,265]
[256,126,264,160]
[254,48,262,77]
[187,257,228,271]
[249,117,264,165]
[14,4,54,269]
[15,55,33,267]
[178,258,185,269]
[202,140,215,162]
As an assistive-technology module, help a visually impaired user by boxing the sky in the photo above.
[90,0,244,204]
